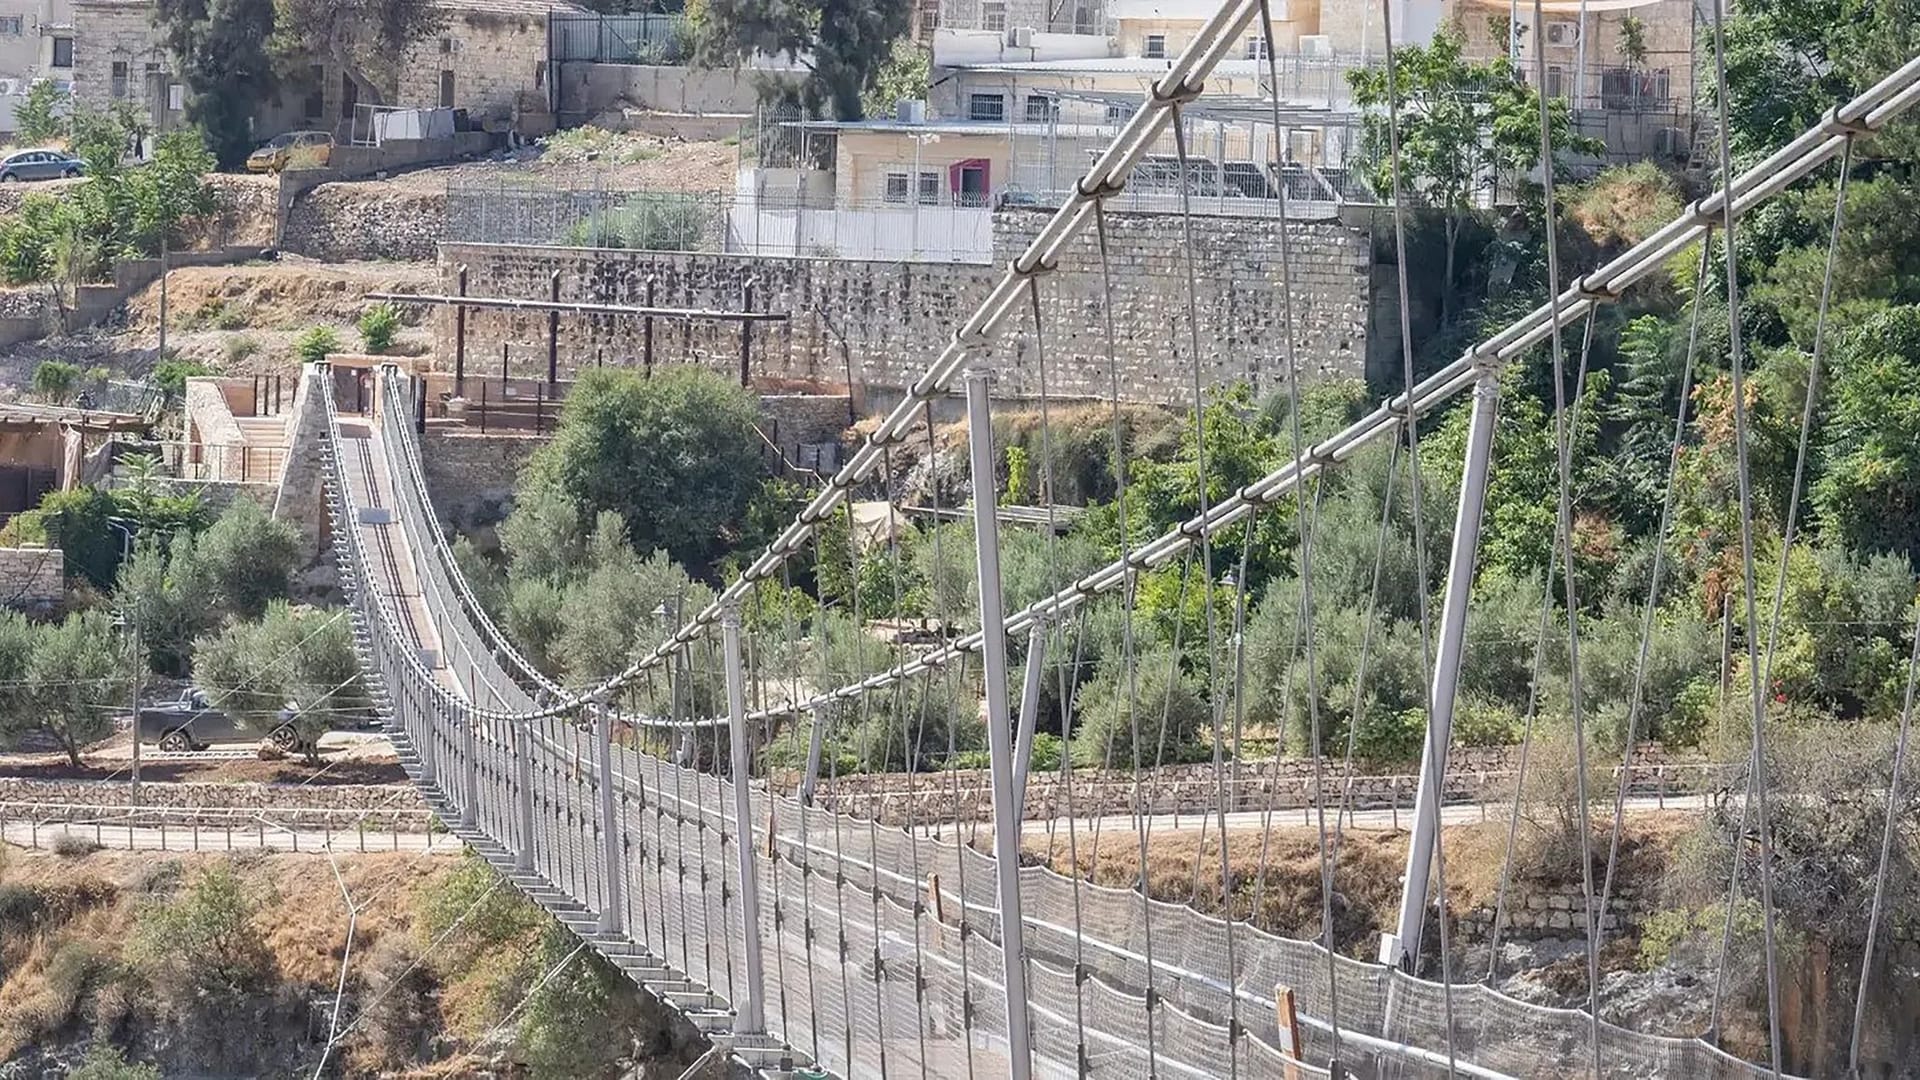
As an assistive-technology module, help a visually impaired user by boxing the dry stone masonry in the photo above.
[434,208,1371,407]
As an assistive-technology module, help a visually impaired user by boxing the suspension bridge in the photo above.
[308,0,1920,1073]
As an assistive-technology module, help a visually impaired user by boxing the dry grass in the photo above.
[0,849,461,1068]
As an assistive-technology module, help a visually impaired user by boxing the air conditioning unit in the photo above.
[895,98,927,124]
[1299,34,1332,57]
[1653,126,1687,158]
[1545,20,1579,46]
[1007,25,1034,47]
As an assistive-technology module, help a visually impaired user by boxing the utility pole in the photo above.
[109,520,139,805]
[156,234,168,370]
[129,593,141,805]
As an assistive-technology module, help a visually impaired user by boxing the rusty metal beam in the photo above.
[362,291,789,322]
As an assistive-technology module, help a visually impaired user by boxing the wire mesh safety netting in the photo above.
[322,364,1795,1080]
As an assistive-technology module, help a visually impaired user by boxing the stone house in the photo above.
[71,0,583,143]
[0,0,74,85]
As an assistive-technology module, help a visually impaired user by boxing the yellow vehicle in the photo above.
[245,130,334,173]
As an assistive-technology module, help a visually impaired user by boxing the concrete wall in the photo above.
[434,207,1370,406]
[418,427,545,532]
[556,62,784,122]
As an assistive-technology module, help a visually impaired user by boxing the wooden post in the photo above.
[643,276,656,376]
[928,872,945,923]
[1274,985,1303,1080]
[547,269,561,385]
[738,279,753,388]
[479,381,488,434]
[501,342,509,385]
[454,264,468,396]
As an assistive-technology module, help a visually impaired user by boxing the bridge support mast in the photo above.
[964,367,1034,1080]
[721,603,768,1033]
[1386,370,1499,969]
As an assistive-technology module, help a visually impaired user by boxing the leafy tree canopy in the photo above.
[696,0,912,119]
[516,366,765,569]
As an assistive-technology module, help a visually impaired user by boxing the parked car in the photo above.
[0,149,84,183]
[137,687,307,752]
[245,130,334,173]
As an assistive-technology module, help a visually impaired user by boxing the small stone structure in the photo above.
[0,546,64,611]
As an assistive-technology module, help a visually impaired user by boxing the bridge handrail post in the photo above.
[721,601,767,1033]
[514,718,538,873]
[460,703,479,831]
[594,699,626,935]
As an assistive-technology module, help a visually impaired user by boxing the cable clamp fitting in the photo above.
[1150,77,1204,107]
[1688,197,1728,228]
[952,328,994,353]
[1574,275,1621,304]
[1822,104,1874,137]
[1076,175,1127,199]
[1011,252,1059,278]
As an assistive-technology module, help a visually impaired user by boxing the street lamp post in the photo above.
[107,519,138,805]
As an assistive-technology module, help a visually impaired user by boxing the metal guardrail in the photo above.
[0,801,444,853]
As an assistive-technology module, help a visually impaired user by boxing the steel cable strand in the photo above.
[816,541,861,1074]
[776,558,825,1061]
[1327,433,1398,860]
[1248,0,1342,1040]
[1251,481,1324,922]
[747,585,800,1058]
[1704,0,1788,1067]
[1582,226,1720,949]
[1483,306,1601,982]
[878,436,935,1079]
[839,493,896,1077]
[1525,1,1608,1070]
[1378,0,1457,1067]
[1704,138,1855,1051]
[1847,589,1920,1074]
[919,402,981,1080]
[1167,110,1245,1078]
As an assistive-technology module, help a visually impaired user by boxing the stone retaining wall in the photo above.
[802,747,1714,826]
[434,208,1371,408]
[0,777,430,832]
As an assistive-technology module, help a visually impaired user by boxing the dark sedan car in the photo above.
[0,149,84,183]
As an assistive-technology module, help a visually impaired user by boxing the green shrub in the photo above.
[1453,696,1523,748]
[294,324,341,365]
[16,80,68,146]
[358,302,401,354]
[128,862,272,1000]
[564,194,710,251]
[31,360,81,402]
[1070,647,1210,768]
[222,335,258,365]
[151,356,210,397]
